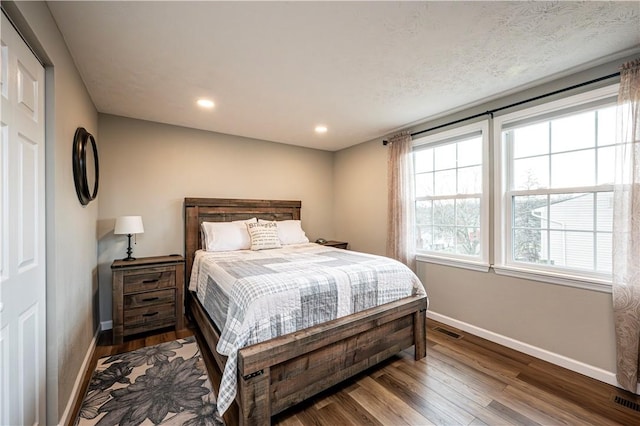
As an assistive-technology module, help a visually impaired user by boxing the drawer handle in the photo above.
[143,312,159,317]
[142,297,159,302]
[142,279,159,284]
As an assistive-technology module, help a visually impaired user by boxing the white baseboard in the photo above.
[426,311,639,394]
[100,320,113,331]
[57,326,99,426]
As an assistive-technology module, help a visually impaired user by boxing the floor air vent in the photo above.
[433,326,462,339]
[614,395,640,412]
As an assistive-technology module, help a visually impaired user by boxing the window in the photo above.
[413,122,489,271]
[495,85,618,289]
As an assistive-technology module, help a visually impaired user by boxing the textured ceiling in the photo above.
[47,1,639,151]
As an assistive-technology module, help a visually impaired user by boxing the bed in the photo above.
[184,197,427,425]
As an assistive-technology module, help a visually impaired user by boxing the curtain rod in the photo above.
[382,71,621,145]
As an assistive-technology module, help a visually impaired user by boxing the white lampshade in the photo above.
[114,216,144,235]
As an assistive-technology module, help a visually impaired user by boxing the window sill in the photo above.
[416,254,490,272]
[492,265,612,293]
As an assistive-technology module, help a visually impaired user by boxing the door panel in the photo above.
[19,305,38,426]
[0,12,46,425]
[18,134,37,270]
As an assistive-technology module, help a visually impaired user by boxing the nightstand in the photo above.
[318,240,348,249]
[111,255,185,344]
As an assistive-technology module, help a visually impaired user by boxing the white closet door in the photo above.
[0,12,46,425]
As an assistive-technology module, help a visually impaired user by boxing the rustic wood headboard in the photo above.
[183,197,302,288]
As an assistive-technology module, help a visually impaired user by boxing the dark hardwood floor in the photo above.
[70,319,640,425]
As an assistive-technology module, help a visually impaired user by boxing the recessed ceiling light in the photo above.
[315,125,328,134]
[197,99,215,108]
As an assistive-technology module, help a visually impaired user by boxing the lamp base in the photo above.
[122,233,136,261]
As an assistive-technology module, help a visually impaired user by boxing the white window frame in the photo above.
[414,121,490,272]
[493,84,619,293]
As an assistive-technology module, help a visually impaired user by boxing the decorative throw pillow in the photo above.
[247,221,282,250]
[258,219,310,245]
[201,218,256,251]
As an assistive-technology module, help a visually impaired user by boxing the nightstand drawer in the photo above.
[124,288,175,309]
[123,267,175,293]
[124,316,177,337]
[124,303,175,329]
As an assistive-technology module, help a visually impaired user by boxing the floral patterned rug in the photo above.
[76,336,224,426]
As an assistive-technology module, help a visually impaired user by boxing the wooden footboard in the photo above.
[189,291,427,425]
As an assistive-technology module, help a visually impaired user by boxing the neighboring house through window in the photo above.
[532,193,613,273]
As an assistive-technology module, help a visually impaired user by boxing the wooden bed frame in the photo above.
[184,197,427,425]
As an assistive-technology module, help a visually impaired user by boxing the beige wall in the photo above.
[420,263,616,370]
[333,57,637,376]
[97,114,334,324]
[333,139,388,255]
[5,1,100,423]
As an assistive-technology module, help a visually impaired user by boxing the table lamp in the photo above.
[114,216,144,261]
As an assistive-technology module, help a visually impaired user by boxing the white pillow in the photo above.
[258,219,309,245]
[247,221,282,250]
[201,218,256,252]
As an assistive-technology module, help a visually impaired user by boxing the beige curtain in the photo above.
[387,131,416,270]
[613,58,640,393]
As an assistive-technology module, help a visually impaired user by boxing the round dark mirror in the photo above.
[72,127,99,206]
